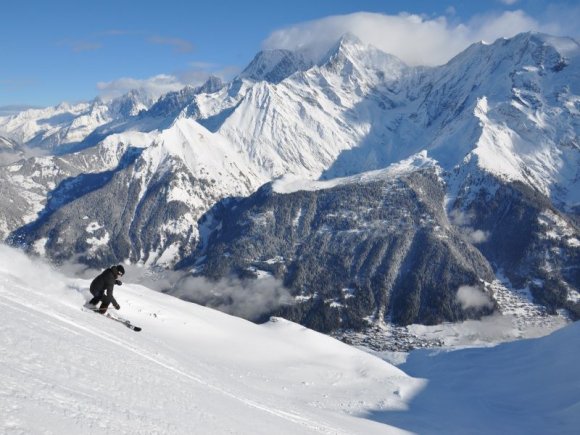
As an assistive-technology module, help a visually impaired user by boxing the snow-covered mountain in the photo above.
[195,153,497,329]
[0,134,19,152]
[195,33,409,179]
[0,31,578,332]
[239,48,313,83]
[0,90,155,153]
[1,244,578,434]
[192,151,578,330]
[0,134,24,165]
[2,117,263,268]
[2,33,577,192]
[441,34,580,209]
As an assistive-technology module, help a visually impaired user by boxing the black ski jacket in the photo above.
[89,268,119,307]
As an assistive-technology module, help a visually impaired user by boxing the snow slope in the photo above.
[375,322,580,435]
[0,245,420,434]
[1,244,578,434]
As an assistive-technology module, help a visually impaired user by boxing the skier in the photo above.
[85,265,125,314]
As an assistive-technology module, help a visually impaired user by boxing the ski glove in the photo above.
[115,280,123,286]
[114,303,121,310]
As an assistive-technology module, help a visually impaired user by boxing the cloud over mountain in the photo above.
[261,10,574,66]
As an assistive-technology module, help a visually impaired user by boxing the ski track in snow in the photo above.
[0,250,412,435]
[0,286,344,435]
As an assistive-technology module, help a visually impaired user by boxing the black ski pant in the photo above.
[89,288,112,313]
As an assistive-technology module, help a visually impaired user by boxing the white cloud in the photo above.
[543,3,580,38]
[499,0,519,5]
[449,209,474,226]
[148,36,195,54]
[457,285,494,310]
[93,7,580,102]
[58,39,103,53]
[71,41,103,53]
[466,10,539,43]
[95,64,239,102]
[449,210,490,244]
[171,275,292,321]
[261,10,567,66]
[96,74,186,101]
[467,229,490,244]
[176,63,239,85]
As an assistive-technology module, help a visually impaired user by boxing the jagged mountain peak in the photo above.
[239,48,313,83]
[145,78,226,118]
[146,86,198,118]
[325,32,365,54]
[504,31,580,52]
[107,88,156,117]
[507,31,580,72]
[448,31,579,73]
[197,75,225,94]
[421,32,580,204]
[318,32,407,80]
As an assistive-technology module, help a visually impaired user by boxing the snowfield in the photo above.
[0,245,419,435]
[1,244,578,434]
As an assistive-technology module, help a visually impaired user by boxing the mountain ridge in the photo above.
[0,31,578,330]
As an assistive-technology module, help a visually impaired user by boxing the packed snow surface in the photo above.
[1,244,578,434]
[0,245,418,434]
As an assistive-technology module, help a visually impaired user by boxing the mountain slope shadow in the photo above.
[319,82,428,180]
[364,324,580,434]
[197,99,243,133]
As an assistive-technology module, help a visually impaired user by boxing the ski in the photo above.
[106,313,142,332]
[82,306,142,331]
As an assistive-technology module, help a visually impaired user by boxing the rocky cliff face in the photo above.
[193,159,496,329]
[449,163,580,320]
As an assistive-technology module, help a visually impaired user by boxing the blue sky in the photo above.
[1,0,578,107]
